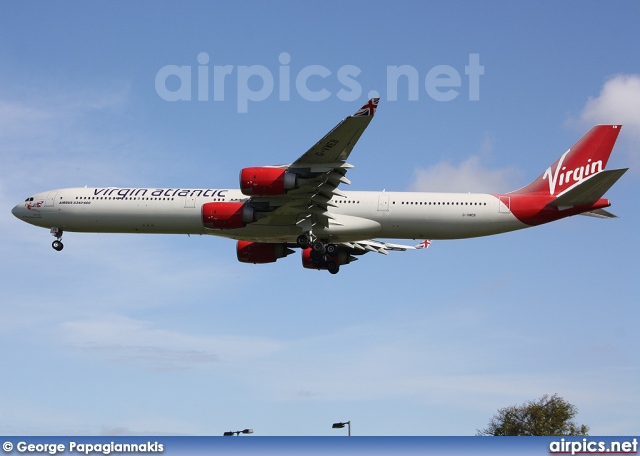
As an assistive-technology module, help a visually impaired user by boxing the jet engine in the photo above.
[202,202,255,229]
[236,240,295,264]
[240,167,298,196]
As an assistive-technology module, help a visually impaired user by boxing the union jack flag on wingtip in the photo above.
[353,97,379,117]
[416,240,432,249]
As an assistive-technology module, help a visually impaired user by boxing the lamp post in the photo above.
[332,421,351,436]
[223,429,254,436]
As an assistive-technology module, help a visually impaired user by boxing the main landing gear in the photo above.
[50,227,64,251]
[297,232,340,274]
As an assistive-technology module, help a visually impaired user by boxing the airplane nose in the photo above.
[11,203,22,218]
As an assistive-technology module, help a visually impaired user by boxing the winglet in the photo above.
[353,98,379,117]
[416,240,432,249]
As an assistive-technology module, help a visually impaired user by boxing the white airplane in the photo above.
[12,98,628,274]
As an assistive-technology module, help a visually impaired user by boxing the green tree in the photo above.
[477,394,589,436]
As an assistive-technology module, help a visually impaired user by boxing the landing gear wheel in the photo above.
[296,234,310,248]
[311,239,326,255]
[50,227,64,251]
[310,250,324,261]
[326,244,338,255]
[327,262,340,274]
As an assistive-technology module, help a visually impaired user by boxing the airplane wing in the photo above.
[337,239,431,255]
[250,98,379,230]
[289,98,379,167]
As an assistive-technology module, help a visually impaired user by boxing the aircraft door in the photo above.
[45,191,57,207]
[498,196,511,214]
[377,194,389,211]
[185,195,196,208]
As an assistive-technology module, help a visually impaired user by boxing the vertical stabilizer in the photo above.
[512,125,622,197]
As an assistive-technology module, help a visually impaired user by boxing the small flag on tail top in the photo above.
[353,98,379,117]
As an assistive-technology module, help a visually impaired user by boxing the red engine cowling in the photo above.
[240,167,297,196]
[301,248,351,270]
[237,241,293,264]
[202,202,254,229]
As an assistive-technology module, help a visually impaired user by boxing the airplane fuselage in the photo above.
[12,187,531,242]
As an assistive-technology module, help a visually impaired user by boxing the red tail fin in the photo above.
[512,125,622,196]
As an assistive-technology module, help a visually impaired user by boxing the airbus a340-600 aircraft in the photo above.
[12,98,628,274]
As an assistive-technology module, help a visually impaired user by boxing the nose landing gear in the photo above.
[50,227,64,251]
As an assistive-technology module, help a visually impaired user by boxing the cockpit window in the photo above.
[24,197,34,202]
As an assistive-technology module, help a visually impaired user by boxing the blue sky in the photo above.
[1,1,639,436]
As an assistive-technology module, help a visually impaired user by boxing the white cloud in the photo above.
[60,315,283,371]
[0,86,129,154]
[575,74,640,136]
[569,74,640,168]
[409,155,522,193]
[0,82,150,198]
[243,321,624,412]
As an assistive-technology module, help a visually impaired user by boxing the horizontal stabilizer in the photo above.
[579,208,618,219]
[549,168,628,207]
